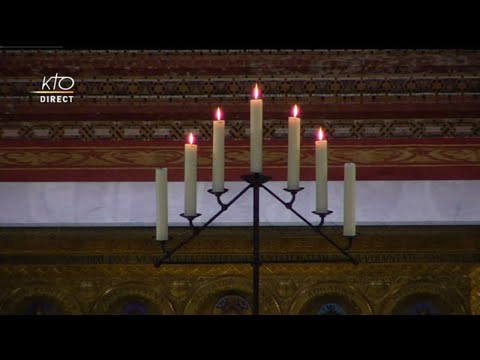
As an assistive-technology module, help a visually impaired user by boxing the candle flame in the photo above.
[188,132,195,145]
[215,107,222,121]
[292,104,299,118]
[318,128,325,141]
[253,83,260,99]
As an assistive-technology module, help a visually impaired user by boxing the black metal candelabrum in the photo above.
[154,173,359,315]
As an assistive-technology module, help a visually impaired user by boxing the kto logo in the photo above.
[31,73,75,103]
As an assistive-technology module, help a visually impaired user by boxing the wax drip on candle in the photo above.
[215,107,222,121]
[188,132,196,145]
[253,83,261,99]
[318,127,325,141]
[292,104,299,118]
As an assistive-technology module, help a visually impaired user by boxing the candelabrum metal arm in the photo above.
[154,184,252,267]
[260,184,358,265]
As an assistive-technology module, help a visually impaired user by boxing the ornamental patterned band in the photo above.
[1,49,480,181]
[1,139,479,181]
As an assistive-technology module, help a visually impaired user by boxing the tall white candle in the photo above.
[343,162,356,236]
[184,133,197,216]
[250,83,263,173]
[315,128,328,213]
[287,104,301,190]
[155,168,168,241]
[212,107,225,192]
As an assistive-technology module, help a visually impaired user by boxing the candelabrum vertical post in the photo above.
[252,176,260,315]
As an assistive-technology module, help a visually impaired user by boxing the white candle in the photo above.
[184,133,197,216]
[287,104,301,190]
[212,107,225,192]
[250,83,263,173]
[315,128,328,213]
[343,162,356,236]
[155,168,168,241]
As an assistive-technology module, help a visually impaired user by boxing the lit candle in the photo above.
[343,163,356,236]
[155,168,168,241]
[287,104,301,190]
[250,83,263,173]
[315,128,328,213]
[184,132,197,216]
[212,107,225,192]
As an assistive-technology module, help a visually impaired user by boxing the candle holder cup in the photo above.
[180,212,202,233]
[282,187,304,209]
[312,210,334,227]
[344,236,356,252]
[208,188,229,210]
